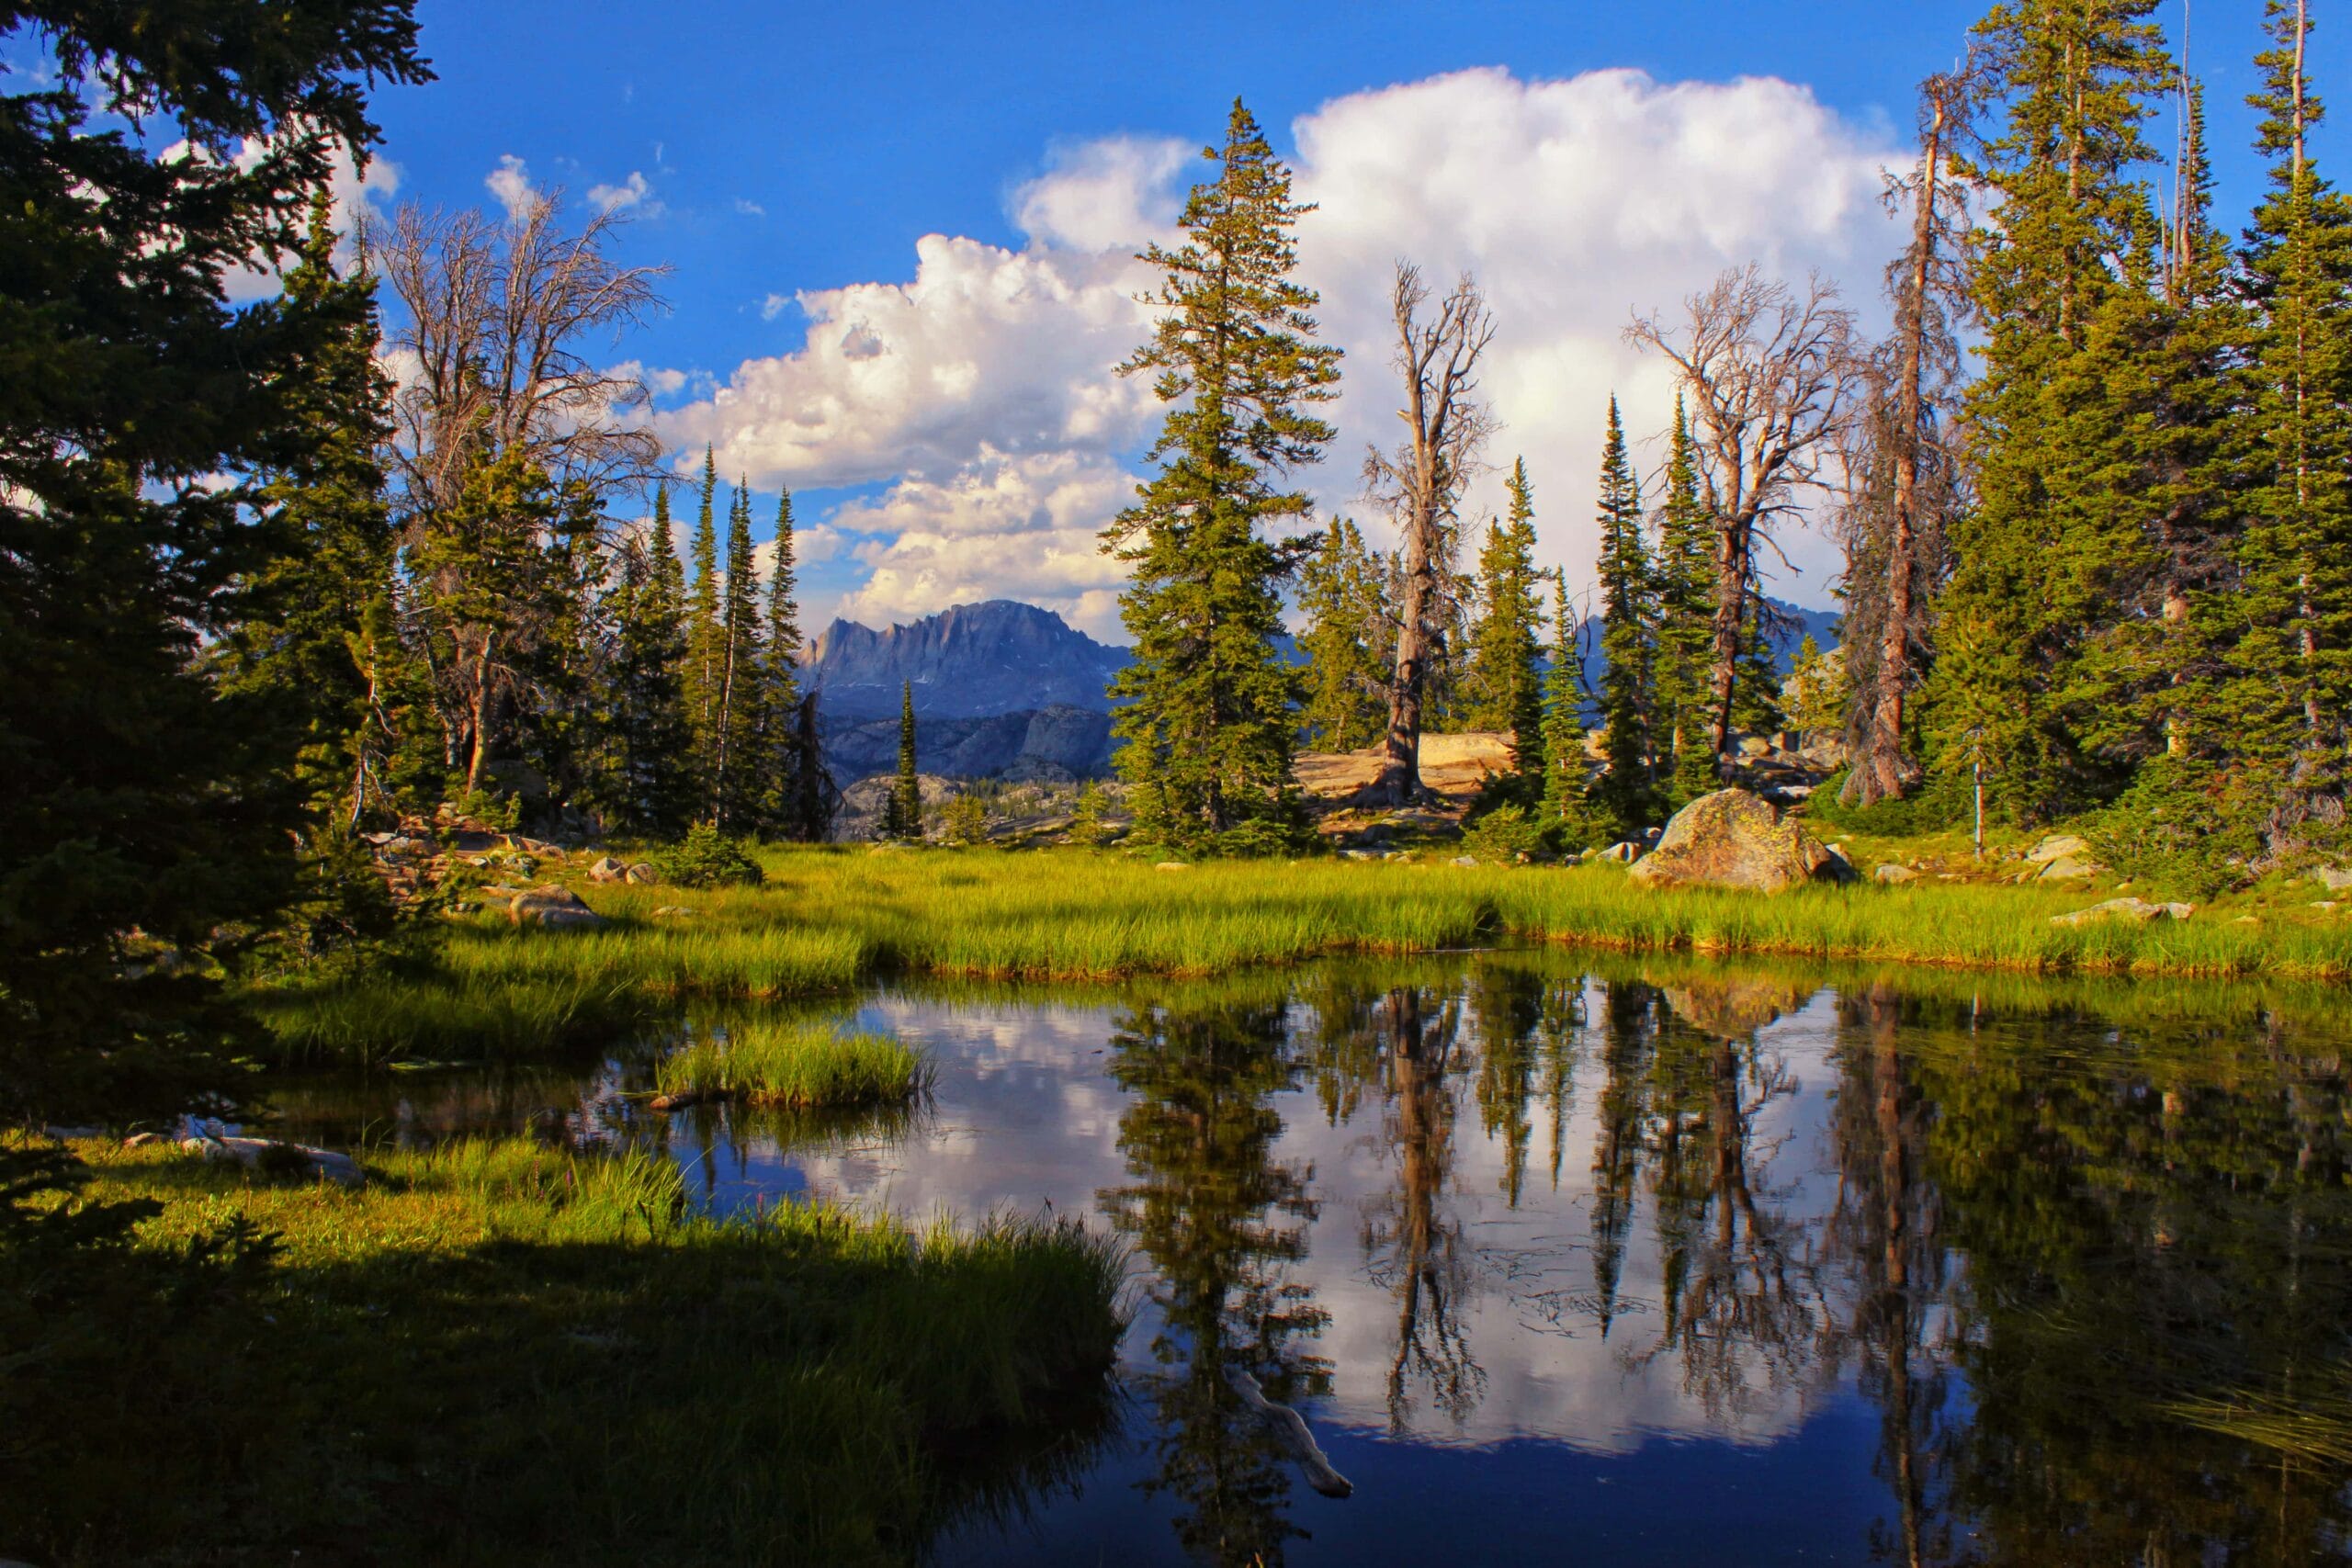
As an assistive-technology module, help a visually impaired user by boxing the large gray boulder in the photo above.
[508,886,604,930]
[1629,788,1838,893]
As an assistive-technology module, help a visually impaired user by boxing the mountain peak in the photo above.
[807,601,1128,719]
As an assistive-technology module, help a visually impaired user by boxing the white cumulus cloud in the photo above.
[485,153,536,219]
[657,233,1156,491]
[1291,66,1902,602]
[587,170,657,215]
[664,66,1907,636]
[816,448,1136,639]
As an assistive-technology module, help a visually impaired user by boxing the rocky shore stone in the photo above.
[1628,788,1837,894]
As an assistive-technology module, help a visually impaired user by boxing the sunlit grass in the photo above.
[252,845,2352,1063]
[654,1020,931,1109]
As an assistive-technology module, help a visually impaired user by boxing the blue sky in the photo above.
[348,1,2339,637]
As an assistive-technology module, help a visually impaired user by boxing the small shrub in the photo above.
[651,826,764,889]
[1806,767,1970,837]
[938,795,988,847]
[1069,781,1112,846]
[2084,758,2267,897]
[1462,804,1544,863]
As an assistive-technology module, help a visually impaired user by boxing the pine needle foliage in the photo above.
[1104,100,1341,848]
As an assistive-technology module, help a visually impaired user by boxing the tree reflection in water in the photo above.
[1069,959,2352,1564]
[1098,992,1329,1567]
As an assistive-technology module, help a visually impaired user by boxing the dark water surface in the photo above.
[270,954,2352,1565]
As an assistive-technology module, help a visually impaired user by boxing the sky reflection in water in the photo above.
[273,955,2352,1566]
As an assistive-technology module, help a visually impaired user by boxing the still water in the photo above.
[274,954,2352,1565]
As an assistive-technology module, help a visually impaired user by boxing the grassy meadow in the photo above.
[254,843,2352,1065]
[2,1135,1125,1566]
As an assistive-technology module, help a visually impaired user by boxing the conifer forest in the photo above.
[9,3,2352,1565]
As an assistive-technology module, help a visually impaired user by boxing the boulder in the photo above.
[2311,867,2352,892]
[1155,862,1189,872]
[586,855,628,883]
[2051,897,2194,928]
[1875,863,1920,886]
[2027,834,2090,865]
[1450,855,1479,868]
[625,862,658,885]
[2037,856,2096,882]
[508,886,605,930]
[1628,788,1838,894]
[1599,840,1642,863]
[1736,736,1773,760]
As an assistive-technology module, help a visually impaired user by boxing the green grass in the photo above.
[4,1135,1126,1566]
[251,845,2352,1064]
[654,1019,932,1108]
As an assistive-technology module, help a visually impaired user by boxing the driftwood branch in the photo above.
[1225,1364,1353,1499]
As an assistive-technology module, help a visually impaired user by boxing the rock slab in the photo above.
[1629,789,1837,894]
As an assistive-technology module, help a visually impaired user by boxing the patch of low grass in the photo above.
[656,1020,931,1109]
[2,1137,1126,1566]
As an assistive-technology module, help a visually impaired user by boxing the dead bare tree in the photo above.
[1840,72,1976,807]
[1626,267,1860,771]
[371,189,670,518]
[1364,263,1498,807]
[368,187,670,784]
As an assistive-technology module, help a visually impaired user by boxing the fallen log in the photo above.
[181,1134,365,1189]
[1224,1364,1352,1499]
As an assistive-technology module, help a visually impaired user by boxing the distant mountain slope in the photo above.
[1574,596,1838,699]
[804,596,1838,780]
[806,600,1128,720]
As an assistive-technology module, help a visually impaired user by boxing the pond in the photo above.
[268,953,2352,1565]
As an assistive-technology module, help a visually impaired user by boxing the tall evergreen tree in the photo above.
[1652,396,1722,807]
[1297,517,1386,750]
[1103,100,1342,846]
[892,682,923,840]
[1925,0,2173,819]
[685,446,723,802]
[605,485,694,835]
[229,195,403,832]
[709,478,765,829]
[1593,400,1660,832]
[1539,572,1602,845]
[0,5,428,1128]
[2233,0,2352,768]
[760,488,813,837]
[1464,458,1547,777]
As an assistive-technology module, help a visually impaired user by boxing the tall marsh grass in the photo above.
[655,1020,931,1108]
[254,847,2352,1063]
[13,1136,1129,1564]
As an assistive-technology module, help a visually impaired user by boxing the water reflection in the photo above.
[262,959,2352,1564]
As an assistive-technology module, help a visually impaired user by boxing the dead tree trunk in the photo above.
[1367,264,1496,807]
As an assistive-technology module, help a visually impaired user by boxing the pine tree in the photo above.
[1464,458,1548,778]
[0,8,427,1128]
[605,485,694,835]
[2233,0,2352,767]
[231,195,403,831]
[709,478,765,829]
[1652,395,1723,808]
[1538,572,1603,847]
[1926,0,2173,820]
[684,447,723,807]
[1296,517,1385,750]
[892,682,923,840]
[1103,99,1341,846]
[760,488,815,838]
[1593,400,1660,833]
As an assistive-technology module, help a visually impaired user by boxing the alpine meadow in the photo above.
[9,3,2352,1564]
